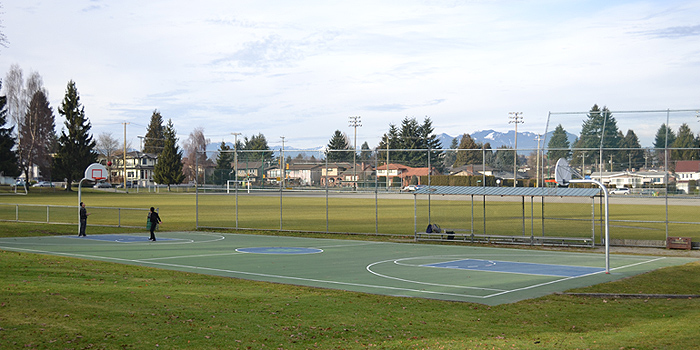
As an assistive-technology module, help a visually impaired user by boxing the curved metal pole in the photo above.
[571,178,610,274]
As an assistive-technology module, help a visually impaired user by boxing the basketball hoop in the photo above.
[84,163,108,182]
[554,158,611,273]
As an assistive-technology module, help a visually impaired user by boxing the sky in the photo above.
[1,0,699,152]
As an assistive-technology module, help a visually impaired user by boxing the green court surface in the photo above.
[0,232,695,305]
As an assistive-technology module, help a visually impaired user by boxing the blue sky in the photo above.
[1,0,699,150]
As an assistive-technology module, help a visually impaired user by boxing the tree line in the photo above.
[0,65,186,190]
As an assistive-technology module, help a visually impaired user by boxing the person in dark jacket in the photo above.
[148,207,162,241]
[79,202,90,237]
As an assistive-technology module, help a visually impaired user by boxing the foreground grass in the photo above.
[2,249,699,350]
[1,220,700,349]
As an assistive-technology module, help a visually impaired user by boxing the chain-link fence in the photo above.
[194,137,700,247]
[0,203,151,229]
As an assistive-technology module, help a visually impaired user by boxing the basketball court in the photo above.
[0,231,694,305]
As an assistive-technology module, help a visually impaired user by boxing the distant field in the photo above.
[1,189,699,240]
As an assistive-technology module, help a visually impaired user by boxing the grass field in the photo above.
[3,189,700,240]
[1,190,700,348]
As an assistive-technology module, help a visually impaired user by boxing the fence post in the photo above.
[118,208,121,227]
[16,204,18,221]
[46,205,50,223]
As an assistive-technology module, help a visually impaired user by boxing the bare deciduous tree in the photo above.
[19,90,55,181]
[96,132,120,159]
[183,127,210,182]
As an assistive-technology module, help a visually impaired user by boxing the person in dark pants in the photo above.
[148,207,162,241]
[79,202,90,237]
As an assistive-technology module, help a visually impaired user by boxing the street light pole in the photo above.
[231,133,241,187]
[508,112,523,187]
[349,116,361,191]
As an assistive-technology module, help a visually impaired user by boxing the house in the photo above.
[286,163,322,186]
[674,160,700,193]
[376,163,435,188]
[448,164,494,177]
[339,163,375,189]
[320,162,352,187]
[588,170,670,189]
[100,151,157,186]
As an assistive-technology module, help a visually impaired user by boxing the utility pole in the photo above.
[534,134,542,187]
[231,133,241,187]
[579,153,587,178]
[280,136,285,188]
[348,116,361,191]
[122,122,129,191]
[508,112,523,187]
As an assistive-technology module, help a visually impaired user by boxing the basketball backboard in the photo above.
[84,163,108,181]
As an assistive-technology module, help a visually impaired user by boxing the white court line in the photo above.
[0,245,496,299]
[141,251,246,261]
[482,256,668,299]
[0,243,672,301]
[366,259,507,293]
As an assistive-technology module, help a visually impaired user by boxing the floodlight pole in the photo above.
[569,178,610,274]
[509,112,523,187]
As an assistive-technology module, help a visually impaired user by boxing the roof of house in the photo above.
[675,160,700,173]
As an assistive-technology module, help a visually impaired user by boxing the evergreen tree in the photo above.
[325,130,353,162]
[654,123,676,149]
[212,141,233,185]
[359,141,372,162]
[547,124,571,162]
[443,137,459,168]
[153,119,185,190]
[394,117,421,166]
[54,81,97,190]
[418,116,442,170]
[620,129,644,169]
[385,116,442,168]
[493,145,514,170]
[572,105,620,172]
[653,123,676,167]
[453,133,482,167]
[144,110,165,154]
[242,133,273,161]
[671,123,697,161]
[377,124,399,165]
[0,81,20,177]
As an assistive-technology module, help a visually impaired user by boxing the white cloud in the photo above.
[1,0,699,149]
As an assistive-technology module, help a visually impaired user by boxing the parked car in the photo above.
[609,187,630,195]
[402,185,423,192]
[116,181,136,188]
[32,181,53,187]
[15,180,26,187]
[93,181,112,189]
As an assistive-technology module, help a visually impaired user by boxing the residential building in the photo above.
[674,160,700,193]
[376,163,435,188]
[100,151,157,186]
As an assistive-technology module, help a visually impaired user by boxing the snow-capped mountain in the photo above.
[438,129,577,152]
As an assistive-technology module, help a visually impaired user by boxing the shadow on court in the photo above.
[0,232,695,305]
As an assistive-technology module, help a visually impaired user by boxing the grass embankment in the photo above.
[1,246,699,349]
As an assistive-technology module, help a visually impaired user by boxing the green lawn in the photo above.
[2,189,699,240]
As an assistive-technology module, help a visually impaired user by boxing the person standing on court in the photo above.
[79,202,90,237]
[148,207,162,241]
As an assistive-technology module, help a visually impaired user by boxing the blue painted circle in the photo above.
[236,247,323,255]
